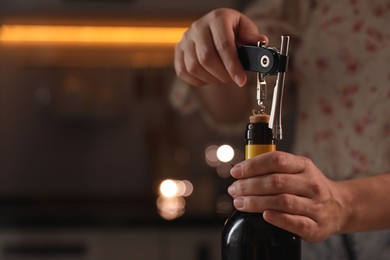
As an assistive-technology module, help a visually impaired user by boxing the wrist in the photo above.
[332,180,355,234]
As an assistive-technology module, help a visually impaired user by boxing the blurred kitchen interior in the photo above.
[0,0,296,259]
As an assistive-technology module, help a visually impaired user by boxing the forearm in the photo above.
[337,173,390,234]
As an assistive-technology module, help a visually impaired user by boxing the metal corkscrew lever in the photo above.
[237,35,290,140]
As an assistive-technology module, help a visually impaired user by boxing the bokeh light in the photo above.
[157,179,193,220]
[156,196,186,220]
[159,179,178,198]
[205,145,219,167]
[217,144,235,162]
[175,180,194,197]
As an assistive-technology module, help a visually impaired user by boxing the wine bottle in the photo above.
[221,113,301,260]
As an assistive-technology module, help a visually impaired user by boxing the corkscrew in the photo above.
[237,35,290,140]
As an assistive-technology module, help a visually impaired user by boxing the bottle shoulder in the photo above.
[223,211,272,231]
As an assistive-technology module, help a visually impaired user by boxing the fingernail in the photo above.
[227,185,236,197]
[234,197,244,209]
[263,210,276,221]
[234,74,245,87]
[230,164,242,178]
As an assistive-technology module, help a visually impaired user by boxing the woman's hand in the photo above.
[228,151,349,243]
[174,8,268,87]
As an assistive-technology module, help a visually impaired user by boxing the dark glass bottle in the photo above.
[221,113,301,260]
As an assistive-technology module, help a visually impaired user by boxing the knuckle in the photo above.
[197,48,213,67]
[302,156,313,165]
[301,155,314,169]
[245,197,258,212]
[238,180,257,196]
[186,60,201,74]
[297,219,315,241]
[302,225,314,240]
[181,29,193,45]
[236,182,245,195]
[296,219,325,243]
[278,194,294,210]
[209,8,229,20]
[189,20,201,34]
[270,174,284,190]
[310,181,323,197]
[271,152,287,167]
[214,36,231,52]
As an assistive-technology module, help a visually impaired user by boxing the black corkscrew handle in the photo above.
[237,44,289,75]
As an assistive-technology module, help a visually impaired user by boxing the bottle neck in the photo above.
[245,121,275,160]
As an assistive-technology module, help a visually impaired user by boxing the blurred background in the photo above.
[0,0,295,259]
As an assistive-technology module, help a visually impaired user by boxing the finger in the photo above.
[230,151,307,179]
[233,194,316,219]
[209,15,268,87]
[229,173,314,198]
[263,210,325,243]
[194,27,233,84]
[209,21,246,87]
[183,41,225,85]
[174,45,207,87]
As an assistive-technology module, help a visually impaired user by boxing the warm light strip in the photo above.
[0,25,188,46]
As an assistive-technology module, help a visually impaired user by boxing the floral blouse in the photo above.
[245,0,390,181]
[248,1,390,259]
